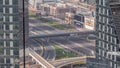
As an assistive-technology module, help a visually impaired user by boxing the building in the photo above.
[29,0,44,11]
[65,12,74,24]
[74,14,84,28]
[40,4,50,16]
[86,58,110,68]
[0,0,28,68]
[95,0,120,68]
[110,0,120,49]
[109,0,120,67]
[49,3,76,20]
[84,17,95,30]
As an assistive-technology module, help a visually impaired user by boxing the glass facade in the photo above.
[0,0,19,68]
[0,0,28,68]
[96,0,119,68]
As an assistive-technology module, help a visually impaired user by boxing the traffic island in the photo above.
[53,45,77,59]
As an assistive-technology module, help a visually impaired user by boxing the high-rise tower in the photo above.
[0,0,28,68]
[95,0,120,68]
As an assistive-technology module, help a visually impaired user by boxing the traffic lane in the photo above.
[29,49,55,68]
[69,38,95,50]
[51,36,94,48]
[68,36,95,50]
[32,39,48,60]
[41,41,56,61]
[51,38,94,56]
[55,40,94,56]
[30,25,55,31]
[29,39,40,49]
[54,58,86,68]
[46,43,55,61]
[29,39,43,55]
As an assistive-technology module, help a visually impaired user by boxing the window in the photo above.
[9,8,13,14]
[99,7,101,14]
[6,66,10,68]
[99,41,101,47]
[13,25,19,30]
[15,64,19,68]
[99,49,101,55]
[102,51,104,56]
[114,38,117,44]
[13,0,18,5]
[6,58,10,63]
[9,0,12,5]
[10,33,13,39]
[107,9,109,16]
[6,41,10,47]
[0,34,4,39]
[99,16,101,22]
[6,49,10,55]
[110,37,113,43]
[13,48,19,55]
[0,41,4,47]
[9,16,13,22]
[103,0,106,6]
[110,28,113,34]
[102,25,105,31]
[101,17,103,23]
[106,43,108,50]
[5,16,9,22]
[101,0,103,6]
[98,24,101,30]
[0,25,4,30]
[103,33,105,40]
[0,57,4,63]
[0,0,3,4]
[6,33,10,39]
[13,41,19,47]
[13,7,18,13]
[13,33,17,39]
[99,0,101,5]
[0,7,3,13]
[106,35,109,41]
[13,16,18,21]
[103,8,105,14]
[0,48,4,55]
[5,7,9,13]
[5,24,9,30]
[99,32,101,39]
[5,0,9,5]
[106,26,109,33]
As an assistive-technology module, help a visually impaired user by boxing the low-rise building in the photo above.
[40,4,50,16]
[65,12,74,24]
[74,14,85,28]
[84,17,95,30]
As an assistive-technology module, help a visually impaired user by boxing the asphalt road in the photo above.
[49,35,95,56]
[41,40,56,61]
[29,38,56,61]
[29,17,95,61]
[30,39,44,53]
